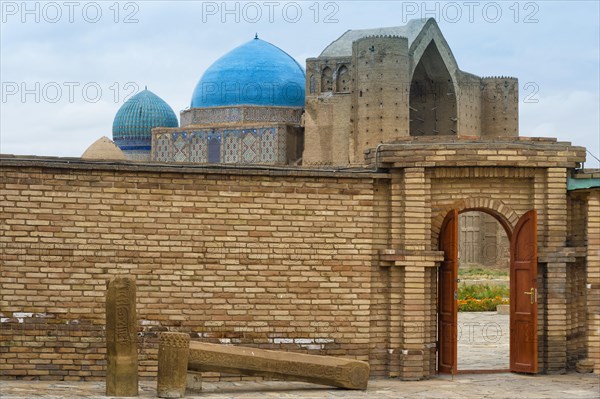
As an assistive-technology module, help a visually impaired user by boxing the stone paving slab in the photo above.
[1,373,598,399]
[458,311,509,370]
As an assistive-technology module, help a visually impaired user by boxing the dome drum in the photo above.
[180,105,303,127]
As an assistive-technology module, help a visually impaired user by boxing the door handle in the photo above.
[523,288,537,304]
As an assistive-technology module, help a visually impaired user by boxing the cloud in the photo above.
[521,90,600,167]
[1,1,598,166]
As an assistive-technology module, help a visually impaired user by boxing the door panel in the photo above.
[510,210,538,373]
[438,209,458,374]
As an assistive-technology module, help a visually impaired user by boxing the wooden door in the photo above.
[438,209,458,374]
[510,210,538,373]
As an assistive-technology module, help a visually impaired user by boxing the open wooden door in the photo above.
[438,209,458,374]
[510,210,538,373]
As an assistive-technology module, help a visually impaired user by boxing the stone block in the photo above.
[188,341,369,389]
[157,332,190,398]
[106,276,138,397]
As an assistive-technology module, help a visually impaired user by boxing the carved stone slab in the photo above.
[106,276,138,396]
[188,341,369,390]
[157,332,190,398]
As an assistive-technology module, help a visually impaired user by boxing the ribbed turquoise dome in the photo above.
[112,89,178,151]
[191,38,305,108]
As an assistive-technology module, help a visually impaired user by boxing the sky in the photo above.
[1,0,599,167]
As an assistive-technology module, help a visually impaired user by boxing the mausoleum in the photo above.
[0,18,599,382]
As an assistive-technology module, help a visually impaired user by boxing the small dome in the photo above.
[82,136,127,160]
[191,38,305,108]
[112,89,178,152]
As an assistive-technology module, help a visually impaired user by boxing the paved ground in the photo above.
[2,312,596,398]
[1,373,599,399]
[458,311,509,370]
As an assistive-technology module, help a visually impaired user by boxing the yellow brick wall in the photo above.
[1,158,595,381]
[586,190,600,373]
[430,173,534,226]
[0,165,388,380]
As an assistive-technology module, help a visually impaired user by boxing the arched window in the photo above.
[321,67,333,92]
[309,74,316,94]
[336,65,349,92]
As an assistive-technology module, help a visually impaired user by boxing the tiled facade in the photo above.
[152,127,286,164]
[180,106,303,126]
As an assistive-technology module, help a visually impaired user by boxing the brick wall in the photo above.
[1,152,595,381]
[586,190,600,373]
[0,161,388,380]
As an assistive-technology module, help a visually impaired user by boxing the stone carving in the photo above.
[157,332,190,398]
[106,276,138,397]
[187,341,369,390]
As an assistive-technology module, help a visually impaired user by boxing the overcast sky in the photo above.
[1,1,599,167]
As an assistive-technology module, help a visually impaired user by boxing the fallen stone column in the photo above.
[187,341,369,390]
[106,276,138,397]
[157,332,190,398]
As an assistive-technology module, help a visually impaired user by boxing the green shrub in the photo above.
[457,283,509,312]
[458,283,509,300]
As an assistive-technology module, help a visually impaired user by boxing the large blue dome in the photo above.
[191,38,305,108]
[112,89,178,151]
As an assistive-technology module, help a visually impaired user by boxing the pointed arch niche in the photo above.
[410,41,457,136]
[321,67,333,92]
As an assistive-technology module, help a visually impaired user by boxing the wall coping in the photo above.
[364,136,586,169]
[0,154,390,180]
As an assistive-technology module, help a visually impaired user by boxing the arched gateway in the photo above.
[438,208,538,374]
[370,138,593,380]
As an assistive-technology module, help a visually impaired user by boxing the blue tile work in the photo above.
[260,128,277,163]
[187,107,244,125]
[190,38,305,108]
[223,131,240,163]
[154,133,172,162]
[183,105,302,126]
[189,132,207,163]
[113,89,178,158]
[172,132,189,162]
[151,127,285,164]
[241,130,260,163]
[277,128,287,160]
